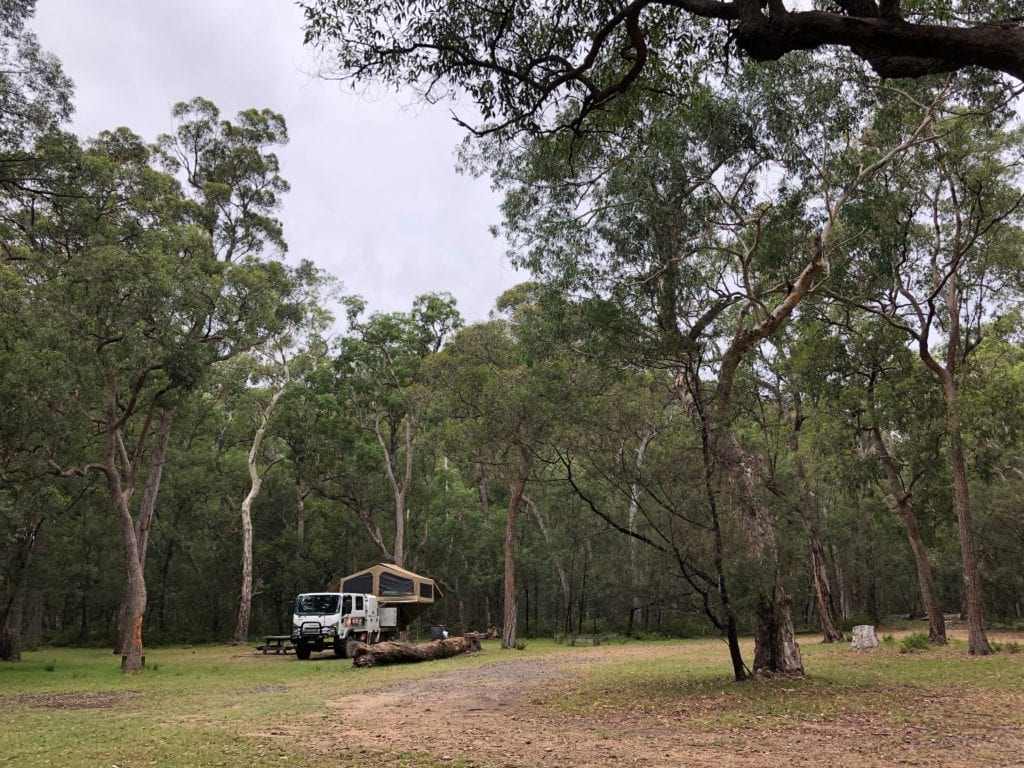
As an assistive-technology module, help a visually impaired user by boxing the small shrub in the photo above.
[43,661,56,672]
[515,640,527,651]
[995,641,1022,654]
[881,634,897,648]
[898,632,930,653]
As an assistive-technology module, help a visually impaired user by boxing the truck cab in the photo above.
[291,592,398,659]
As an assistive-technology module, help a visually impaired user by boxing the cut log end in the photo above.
[352,633,482,668]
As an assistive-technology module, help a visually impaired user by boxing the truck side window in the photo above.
[342,595,352,615]
[355,596,363,610]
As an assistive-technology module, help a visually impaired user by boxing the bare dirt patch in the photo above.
[0,691,143,710]
[305,638,1024,768]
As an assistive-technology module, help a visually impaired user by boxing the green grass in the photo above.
[0,642,506,768]
[3,632,1022,767]
[548,632,1024,731]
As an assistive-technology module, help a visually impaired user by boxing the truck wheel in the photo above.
[295,641,311,660]
[333,639,347,658]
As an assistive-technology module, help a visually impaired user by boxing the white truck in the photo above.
[291,563,441,660]
[291,592,398,659]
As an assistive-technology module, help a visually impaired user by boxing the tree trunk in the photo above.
[947,419,991,655]
[790,483,839,647]
[233,484,256,644]
[787,398,844,643]
[375,415,415,569]
[393,486,406,568]
[112,474,147,674]
[351,634,481,667]
[806,532,845,642]
[234,387,284,644]
[831,543,851,621]
[719,432,803,675]
[106,427,149,674]
[0,590,26,662]
[686,369,747,681]
[868,426,947,645]
[0,510,45,662]
[114,412,172,656]
[501,458,531,649]
[627,431,652,639]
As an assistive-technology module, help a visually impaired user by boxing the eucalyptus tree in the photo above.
[961,328,1024,620]
[227,262,333,644]
[155,97,289,264]
[833,109,1024,654]
[749,327,846,644]
[8,128,197,671]
[5,102,300,672]
[468,54,948,672]
[302,0,1024,142]
[0,3,74,657]
[329,293,461,568]
[0,0,72,168]
[857,325,949,644]
[430,298,579,648]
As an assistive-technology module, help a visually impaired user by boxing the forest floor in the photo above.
[294,627,1024,768]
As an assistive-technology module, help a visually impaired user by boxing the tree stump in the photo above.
[850,625,879,650]
[352,633,482,667]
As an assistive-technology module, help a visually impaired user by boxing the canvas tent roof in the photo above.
[329,563,441,621]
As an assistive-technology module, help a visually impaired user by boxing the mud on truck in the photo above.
[291,563,440,660]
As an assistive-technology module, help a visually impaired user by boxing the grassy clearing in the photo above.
[2,629,1023,768]
[0,643,503,768]
[549,631,1024,731]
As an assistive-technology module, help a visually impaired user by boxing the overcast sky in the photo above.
[30,0,526,326]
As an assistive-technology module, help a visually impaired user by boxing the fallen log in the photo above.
[351,633,481,668]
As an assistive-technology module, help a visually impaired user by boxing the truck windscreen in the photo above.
[295,595,340,615]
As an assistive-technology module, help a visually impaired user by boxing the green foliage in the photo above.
[899,633,931,653]
[300,0,1024,138]
[0,0,73,152]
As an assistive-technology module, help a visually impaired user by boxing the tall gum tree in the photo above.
[833,110,1024,654]
[16,109,299,672]
[0,0,75,660]
[20,128,207,672]
[430,302,573,649]
[332,293,462,568]
[751,342,846,644]
[467,59,945,673]
[228,280,332,645]
[770,314,948,643]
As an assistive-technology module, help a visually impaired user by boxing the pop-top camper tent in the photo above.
[329,563,441,623]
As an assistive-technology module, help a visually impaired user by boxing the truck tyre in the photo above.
[333,639,347,658]
[295,641,311,660]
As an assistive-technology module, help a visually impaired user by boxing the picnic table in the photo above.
[257,635,294,654]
